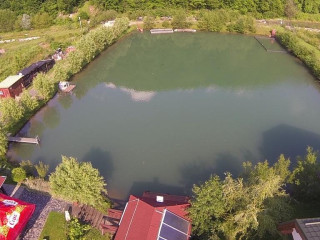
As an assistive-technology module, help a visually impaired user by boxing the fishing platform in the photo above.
[8,136,40,145]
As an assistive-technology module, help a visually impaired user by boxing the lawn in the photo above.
[39,211,67,240]
[39,211,111,240]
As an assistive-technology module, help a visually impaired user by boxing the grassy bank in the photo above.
[277,28,320,79]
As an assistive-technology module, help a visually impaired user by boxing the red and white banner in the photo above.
[0,194,35,240]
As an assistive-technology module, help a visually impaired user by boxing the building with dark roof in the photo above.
[114,191,191,240]
[278,217,320,240]
[18,59,55,87]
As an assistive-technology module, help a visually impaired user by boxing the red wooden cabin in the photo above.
[0,75,24,98]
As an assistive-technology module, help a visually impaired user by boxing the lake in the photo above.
[8,32,320,200]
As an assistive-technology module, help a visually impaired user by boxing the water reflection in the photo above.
[105,83,156,102]
[58,94,73,110]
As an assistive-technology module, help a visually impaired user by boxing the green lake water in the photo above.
[8,32,320,200]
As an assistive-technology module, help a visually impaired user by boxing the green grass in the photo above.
[39,212,111,240]
[39,211,67,240]
[0,25,82,81]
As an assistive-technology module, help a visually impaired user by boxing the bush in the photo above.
[198,10,226,32]
[67,218,90,240]
[162,20,170,28]
[171,11,190,29]
[20,160,35,176]
[143,16,155,30]
[33,73,55,100]
[35,161,49,179]
[277,30,320,79]
[78,11,90,20]
[11,167,26,183]
[0,10,16,32]
[228,16,256,34]
[32,12,52,29]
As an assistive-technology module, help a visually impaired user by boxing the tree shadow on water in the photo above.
[260,124,320,165]
[81,147,114,181]
[127,178,186,200]
[179,152,244,192]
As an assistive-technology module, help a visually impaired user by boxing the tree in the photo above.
[198,10,226,32]
[0,125,8,157]
[285,0,298,18]
[171,11,191,29]
[0,98,24,128]
[0,10,16,32]
[20,90,39,114]
[189,158,292,240]
[11,167,26,183]
[143,16,155,30]
[32,12,52,29]
[33,73,55,100]
[35,161,49,179]
[49,156,108,209]
[20,160,35,176]
[290,147,320,201]
[21,14,32,30]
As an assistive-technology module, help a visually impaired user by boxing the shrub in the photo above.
[162,20,170,28]
[0,125,7,158]
[143,16,155,30]
[67,218,90,240]
[171,11,190,29]
[277,30,320,79]
[78,11,90,20]
[35,161,49,179]
[11,167,26,183]
[20,160,35,176]
[32,12,52,29]
[33,73,55,100]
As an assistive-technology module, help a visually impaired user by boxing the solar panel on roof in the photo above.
[159,224,188,240]
[163,210,189,233]
[158,210,190,240]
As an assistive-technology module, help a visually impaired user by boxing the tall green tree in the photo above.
[189,157,292,240]
[0,98,23,128]
[20,90,39,114]
[49,156,109,209]
[290,147,320,201]
[33,73,55,100]
[0,10,16,32]
[0,125,8,157]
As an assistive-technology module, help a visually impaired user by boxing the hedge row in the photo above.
[277,30,320,79]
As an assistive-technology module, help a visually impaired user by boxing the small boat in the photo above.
[58,81,76,93]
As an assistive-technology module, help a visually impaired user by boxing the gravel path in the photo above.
[3,184,68,240]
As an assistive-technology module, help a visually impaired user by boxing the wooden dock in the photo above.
[8,136,40,145]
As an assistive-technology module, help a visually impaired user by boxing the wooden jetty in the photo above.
[8,136,40,145]
[62,84,76,93]
[174,29,196,32]
[150,28,173,34]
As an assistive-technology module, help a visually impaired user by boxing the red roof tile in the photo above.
[115,192,191,240]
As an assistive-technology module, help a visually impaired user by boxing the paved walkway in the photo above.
[3,184,68,240]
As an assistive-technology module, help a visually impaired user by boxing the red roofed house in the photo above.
[114,191,191,240]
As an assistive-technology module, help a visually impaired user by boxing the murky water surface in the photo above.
[8,33,320,199]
